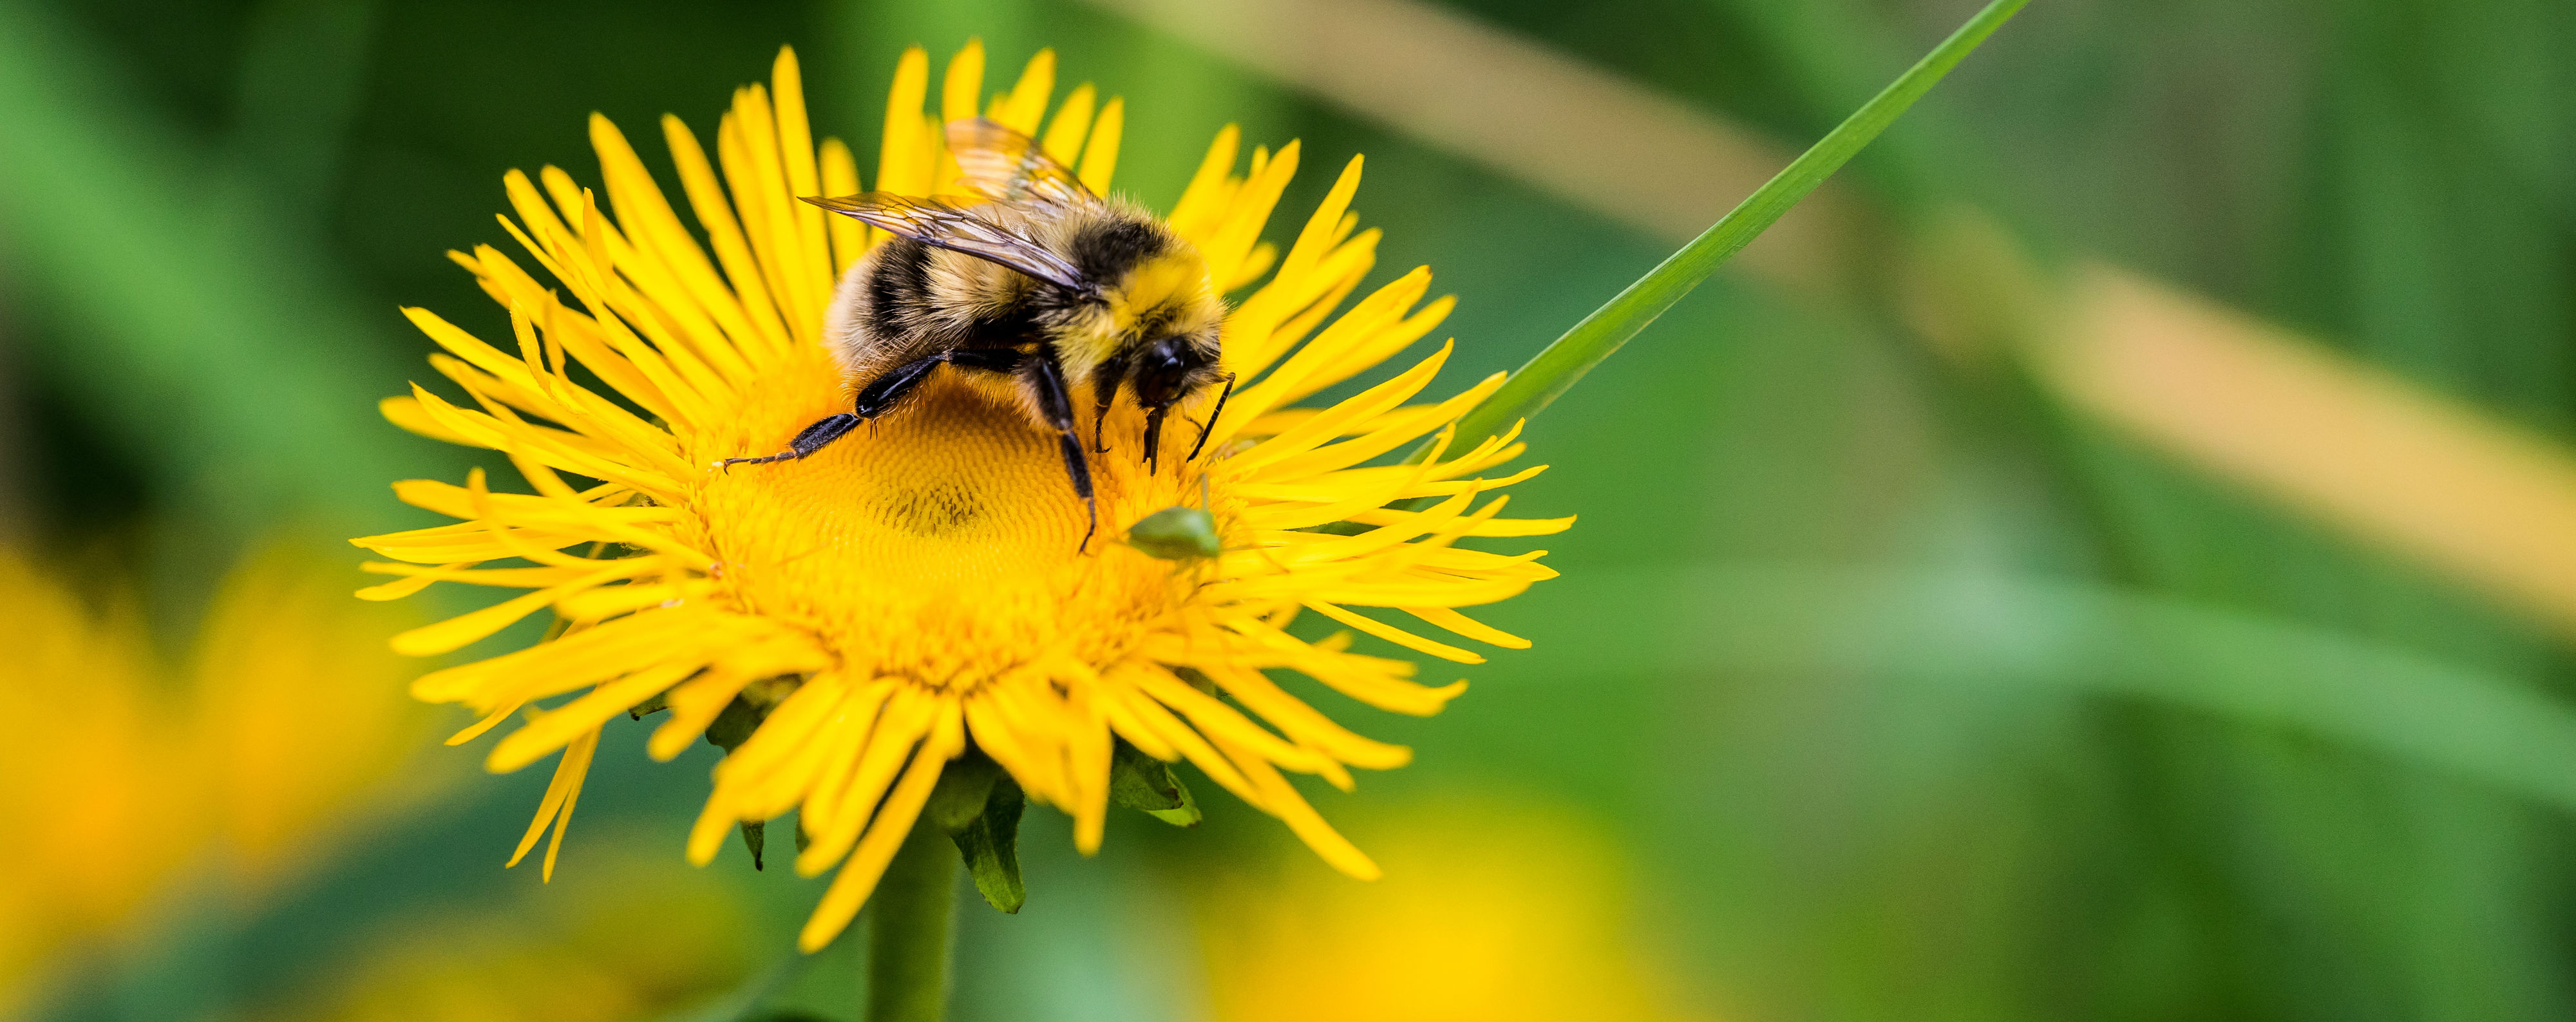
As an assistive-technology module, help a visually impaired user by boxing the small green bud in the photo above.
[1125,505,1221,560]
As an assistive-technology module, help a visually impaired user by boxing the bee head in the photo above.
[1063,217,1229,468]
[1103,244,1224,407]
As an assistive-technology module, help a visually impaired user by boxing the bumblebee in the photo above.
[724,118,1235,551]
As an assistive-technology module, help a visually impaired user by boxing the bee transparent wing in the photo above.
[802,193,1090,293]
[945,117,1095,210]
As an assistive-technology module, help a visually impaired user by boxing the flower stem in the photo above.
[865,822,958,1022]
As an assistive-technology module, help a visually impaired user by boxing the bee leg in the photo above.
[1027,351,1099,552]
[725,348,1021,469]
[840,347,1026,422]
[854,350,969,417]
[942,347,1028,375]
[721,413,859,469]
[1186,374,1237,462]
[1057,431,1098,552]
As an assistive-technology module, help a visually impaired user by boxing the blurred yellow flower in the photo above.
[0,553,193,1003]
[0,545,426,1011]
[198,549,442,885]
[355,41,1567,951]
[268,851,750,1022]
[1197,800,1692,1022]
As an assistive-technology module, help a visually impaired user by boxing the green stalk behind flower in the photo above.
[1431,0,2029,455]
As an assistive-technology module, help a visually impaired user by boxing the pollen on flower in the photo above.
[354,39,1570,952]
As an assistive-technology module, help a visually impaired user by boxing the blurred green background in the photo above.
[6,0,2576,1019]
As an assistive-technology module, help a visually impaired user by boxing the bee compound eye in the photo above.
[1133,345,1191,406]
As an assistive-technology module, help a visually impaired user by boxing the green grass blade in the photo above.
[1439,0,2027,452]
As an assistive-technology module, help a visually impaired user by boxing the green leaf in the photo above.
[1108,740,1202,827]
[950,775,1028,914]
[1430,0,2027,456]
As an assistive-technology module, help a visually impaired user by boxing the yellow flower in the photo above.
[355,41,1569,952]
[1195,800,1691,1022]
[0,553,190,1005]
[0,546,426,1010]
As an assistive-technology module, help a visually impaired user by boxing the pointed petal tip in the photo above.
[483,741,538,775]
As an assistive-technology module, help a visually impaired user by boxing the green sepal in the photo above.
[739,819,766,871]
[1147,783,1200,828]
[705,696,762,753]
[627,689,670,720]
[925,752,1003,833]
[949,775,1027,914]
[703,697,772,869]
[1108,740,1202,827]
[1173,666,1219,696]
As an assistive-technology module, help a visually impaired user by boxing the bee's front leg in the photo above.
[1027,352,1098,552]
[724,348,1024,470]
[720,413,860,469]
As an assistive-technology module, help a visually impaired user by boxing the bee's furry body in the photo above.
[727,118,1235,551]
[826,196,1223,427]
